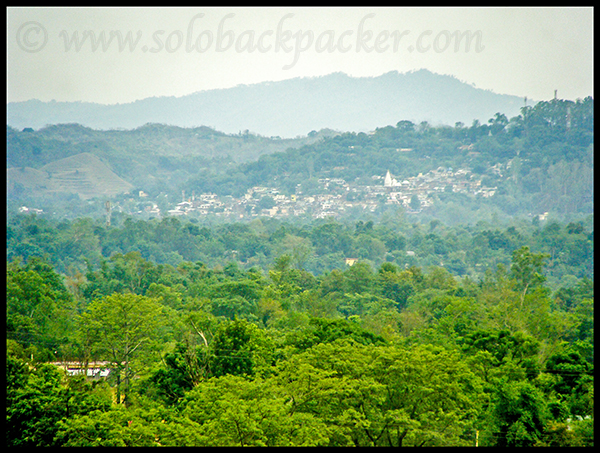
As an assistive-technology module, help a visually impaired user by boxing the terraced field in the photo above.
[7,152,133,199]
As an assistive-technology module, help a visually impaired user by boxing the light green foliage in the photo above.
[275,341,485,446]
[79,293,164,405]
[55,405,206,447]
[181,375,329,446]
[5,225,594,447]
[511,246,550,295]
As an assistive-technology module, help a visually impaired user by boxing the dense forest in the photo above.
[6,213,594,446]
[6,95,593,446]
[6,211,594,289]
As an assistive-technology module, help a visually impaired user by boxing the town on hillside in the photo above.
[19,166,501,221]
[109,166,499,221]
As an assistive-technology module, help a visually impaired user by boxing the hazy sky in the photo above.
[7,6,593,105]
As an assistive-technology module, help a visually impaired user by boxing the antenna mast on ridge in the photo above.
[105,200,111,227]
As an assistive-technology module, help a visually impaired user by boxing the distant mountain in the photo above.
[7,70,525,138]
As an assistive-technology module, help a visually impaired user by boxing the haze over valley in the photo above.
[7,70,525,138]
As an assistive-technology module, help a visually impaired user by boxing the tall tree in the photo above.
[78,293,164,406]
[510,246,550,306]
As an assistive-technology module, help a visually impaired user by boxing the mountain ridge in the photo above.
[7,70,526,138]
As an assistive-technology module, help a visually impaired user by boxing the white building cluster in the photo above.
[120,166,497,220]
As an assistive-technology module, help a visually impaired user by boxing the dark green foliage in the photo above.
[288,317,386,351]
[6,357,112,447]
[461,329,540,364]
[210,319,263,377]
[492,381,549,447]
[545,348,593,416]
[6,257,76,360]
[460,329,541,380]
[149,343,208,405]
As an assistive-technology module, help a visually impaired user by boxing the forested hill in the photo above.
[7,70,524,137]
[6,97,594,223]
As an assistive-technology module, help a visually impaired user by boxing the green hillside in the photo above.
[7,153,133,200]
[6,97,594,224]
[6,123,332,200]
